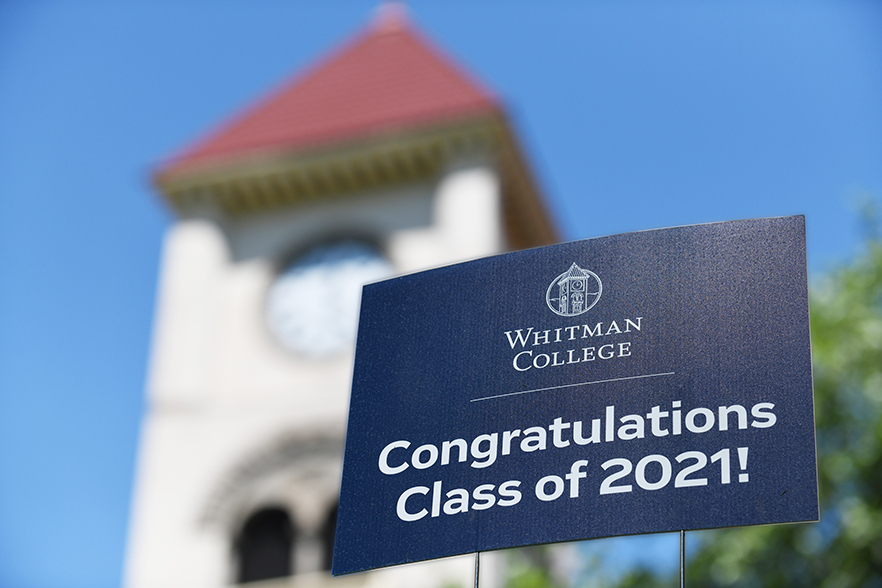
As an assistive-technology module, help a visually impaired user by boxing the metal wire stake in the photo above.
[474,551,481,588]
[680,530,686,588]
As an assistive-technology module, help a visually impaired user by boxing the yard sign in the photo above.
[333,216,818,576]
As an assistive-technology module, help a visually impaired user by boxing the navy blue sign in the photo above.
[333,217,818,575]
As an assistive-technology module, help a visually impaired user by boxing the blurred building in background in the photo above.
[125,7,557,588]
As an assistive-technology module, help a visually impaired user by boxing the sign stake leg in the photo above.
[474,551,480,588]
[680,530,686,588]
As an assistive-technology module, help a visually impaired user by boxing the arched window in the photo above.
[320,504,338,571]
[236,507,293,583]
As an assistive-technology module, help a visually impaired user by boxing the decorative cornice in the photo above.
[200,433,344,528]
[155,112,558,249]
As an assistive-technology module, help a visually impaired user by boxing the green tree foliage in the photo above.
[507,546,566,588]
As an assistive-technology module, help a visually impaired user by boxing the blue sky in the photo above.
[1,2,881,587]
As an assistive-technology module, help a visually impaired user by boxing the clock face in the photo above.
[265,241,393,357]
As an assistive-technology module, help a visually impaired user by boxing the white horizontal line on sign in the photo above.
[470,372,676,403]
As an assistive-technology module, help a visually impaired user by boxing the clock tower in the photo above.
[125,7,557,588]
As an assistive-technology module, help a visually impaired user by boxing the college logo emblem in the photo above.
[546,263,602,316]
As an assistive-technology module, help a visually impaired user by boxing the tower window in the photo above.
[321,504,338,571]
[236,507,294,583]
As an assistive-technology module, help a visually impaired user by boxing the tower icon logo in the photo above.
[546,263,602,316]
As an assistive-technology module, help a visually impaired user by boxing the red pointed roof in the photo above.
[158,7,501,178]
